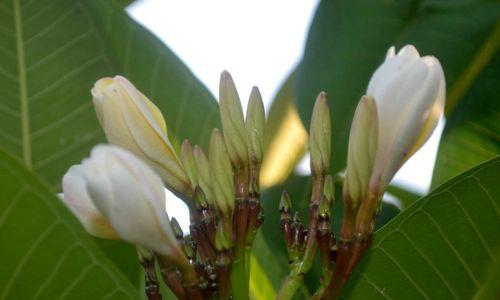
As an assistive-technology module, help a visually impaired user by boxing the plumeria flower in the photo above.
[345,44,446,205]
[91,76,192,200]
[61,144,187,263]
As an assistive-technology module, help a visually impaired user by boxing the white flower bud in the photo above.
[367,45,445,192]
[81,145,185,259]
[91,76,191,199]
[61,165,117,239]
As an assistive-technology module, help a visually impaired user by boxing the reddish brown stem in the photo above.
[190,225,216,262]
[160,269,186,300]
[216,251,231,300]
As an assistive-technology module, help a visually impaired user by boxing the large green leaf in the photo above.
[295,0,500,175]
[433,45,500,185]
[343,156,500,299]
[0,148,139,299]
[0,0,219,189]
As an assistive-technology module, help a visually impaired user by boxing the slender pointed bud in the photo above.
[280,190,293,249]
[91,76,191,199]
[193,145,214,204]
[324,174,335,205]
[208,129,234,216]
[219,71,248,168]
[180,140,198,188]
[367,45,445,192]
[292,211,301,224]
[279,190,292,212]
[171,218,184,240]
[81,145,186,262]
[215,224,232,251]
[246,87,265,163]
[318,195,331,220]
[344,96,378,206]
[309,92,331,176]
[194,186,209,209]
[61,165,118,239]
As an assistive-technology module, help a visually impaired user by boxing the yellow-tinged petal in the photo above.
[91,76,192,200]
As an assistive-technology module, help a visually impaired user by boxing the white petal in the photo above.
[61,165,117,239]
[385,46,396,60]
[83,145,182,258]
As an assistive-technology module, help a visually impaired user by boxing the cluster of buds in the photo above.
[277,93,337,298]
[276,45,445,300]
[60,71,266,300]
[324,45,445,299]
[60,43,445,300]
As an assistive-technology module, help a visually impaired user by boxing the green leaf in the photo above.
[433,44,500,186]
[0,0,219,189]
[343,156,500,299]
[0,148,139,299]
[296,0,500,175]
[473,246,500,300]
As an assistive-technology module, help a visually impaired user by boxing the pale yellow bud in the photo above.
[91,76,191,199]
[193,145,214,205]
[180,139,197,188]
[219,71,248,169]
[209,129,235,216]
[344,96,378,205]
[246,87,265,163]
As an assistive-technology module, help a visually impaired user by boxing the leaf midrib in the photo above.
[445,21,500,116]
[13,0,31,168]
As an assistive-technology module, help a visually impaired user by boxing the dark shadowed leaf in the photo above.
[344,157,500,299]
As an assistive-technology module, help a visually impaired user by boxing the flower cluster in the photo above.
[60,44,445,300]
[61,71,266,299]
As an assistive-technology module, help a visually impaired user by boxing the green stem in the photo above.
[276,271,303,300]
[230,248,249,300]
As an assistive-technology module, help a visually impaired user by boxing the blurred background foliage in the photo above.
[0,0,498,299]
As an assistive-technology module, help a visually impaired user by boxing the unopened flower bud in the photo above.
[323,174,334,205]
[367,45,445,193]
[91,76,191,199]
[219,71,248,169]
[180,139,198,188]
[246,87,265,163]
[171,217,184,240]
[81,145,185,261]
[215,223,232,251]
[344,96,378,205]
[193,145,214,204]
[194,186,209,209]
[61,165,117,239]
[279,190,292,213]
[208,129,234,216]
[309,92,331,176]
[318,195,331,220]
